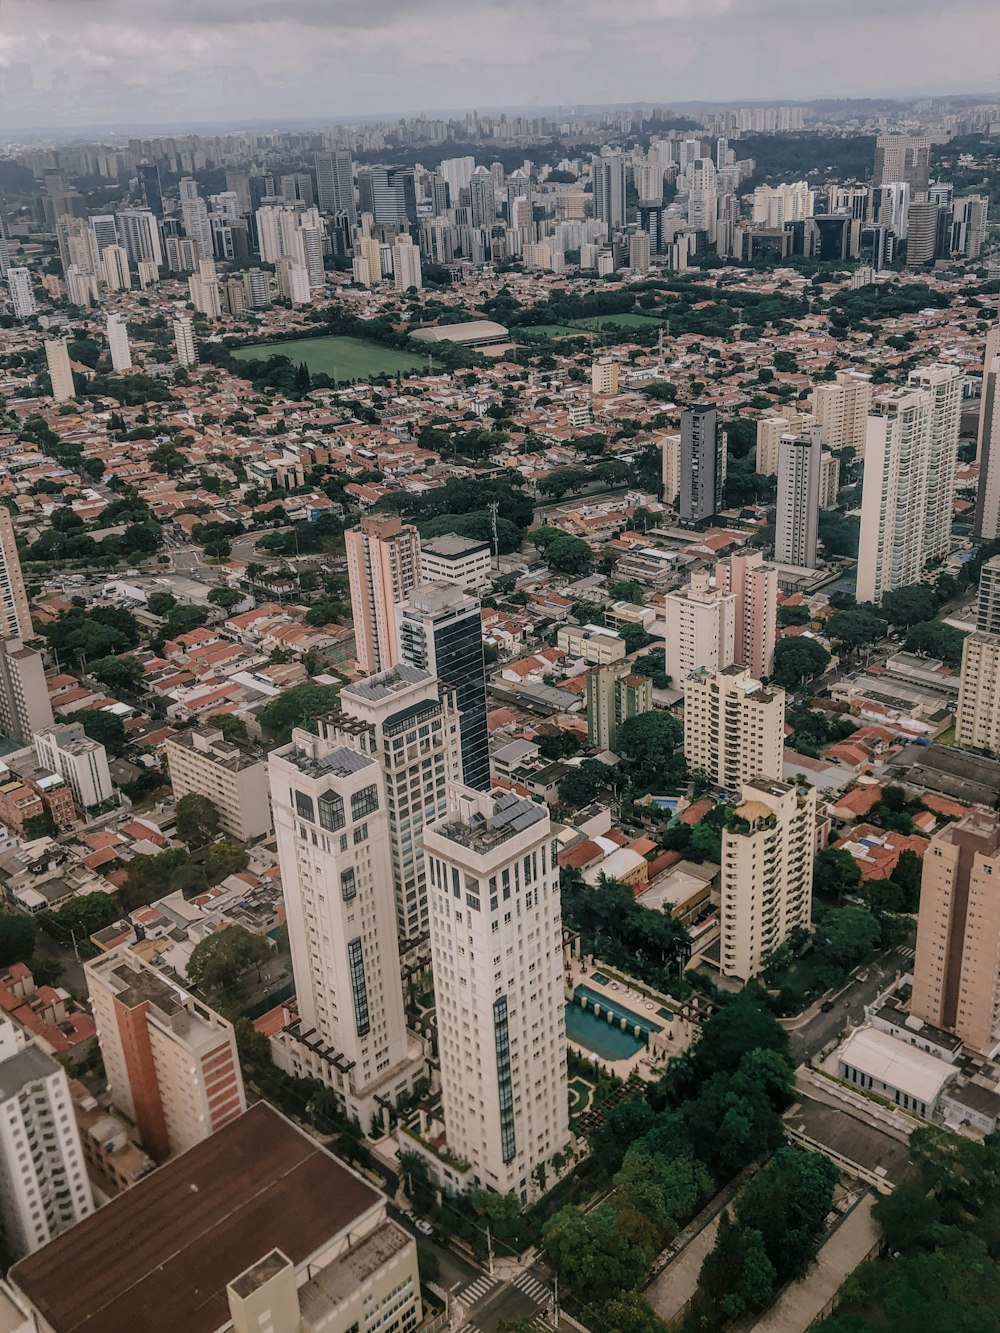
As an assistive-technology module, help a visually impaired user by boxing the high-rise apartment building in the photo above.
[720,777,815,981]
[0,509,33,642]
[910,812,1000,1053]
[873,134,931,196]
[117,208,163,268]
[0,1017,93,1258]
[85,948,246,1162]
[976,352,1000,540]
[469,167,497,228]
[439,155,475,204]
[315,149,356,224]
[857,368,961,604]
[268,732,425,1125]
[775,427,821,568]
[165,726,271,841]
[684,665,785,793]
[593,152,626,230]
[106,313,132,372]
[44,338,74,403]
[346,514,421,674]
[679,404,723,523]
[586,663,653,750]
[687,157,718,240]
[755,412,817,475]
[7,269,36,320]
[101,243,131,292]
[905,200,941,266]
[173,315,198,367]
[188,258,221,318]
[396,583,490,791]
[424,786,569,1202]
[33,722,112,812]
[392,235,422,292]
[975,555,1000,635]
[664,571,736,689]
[812,371,873,457]
[714,550,777,679]
[956,631,1000,754]
[321,665,462,941]
[137,162,164,217]
[976,324,1000,466]
[0,640,53,745]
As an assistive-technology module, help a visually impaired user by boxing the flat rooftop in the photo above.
[11,1103,380,1333]
[434,790,546,854]
[341,662,431,704]
[421,532,490,558]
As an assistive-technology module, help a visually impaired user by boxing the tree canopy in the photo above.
[187,924,270,995]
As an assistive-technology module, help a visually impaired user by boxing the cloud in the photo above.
[2,0,998,131]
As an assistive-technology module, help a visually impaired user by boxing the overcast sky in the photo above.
[3,0,1000,133]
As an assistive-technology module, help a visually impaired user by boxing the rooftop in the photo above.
[421,532,491,558]
[839,1025,955,1104]
[341,662,431,704]
[433,789,546,855]
[0,1043,61,1102]
[11,1103,380,1333]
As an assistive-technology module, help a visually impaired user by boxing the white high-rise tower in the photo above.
[106,313,132,372]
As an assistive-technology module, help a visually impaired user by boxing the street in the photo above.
[789,941,916,1066]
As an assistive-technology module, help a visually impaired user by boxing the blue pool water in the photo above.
[657,1006,674,1021]
[590,971,610,985]
[565,1003,645,1060]
[573,984,662,1038]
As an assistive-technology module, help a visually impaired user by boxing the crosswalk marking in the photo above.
[899,947,915,960]
[458,1276,496,1305]
[513,1274,551,1302]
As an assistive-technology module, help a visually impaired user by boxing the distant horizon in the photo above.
[4,0,999,138]
[3,90,1000,146]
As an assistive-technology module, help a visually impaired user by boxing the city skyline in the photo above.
[3,0,1000,132]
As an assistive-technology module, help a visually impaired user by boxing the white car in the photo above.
[415,1219,433,1237]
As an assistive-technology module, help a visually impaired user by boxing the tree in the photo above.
[904,619,968,668]
[146,591,177,617]
[813,846,862,904]
[542,1204,652,1304]
[771,636,830,690]
[735,1145,838,1284]
[23,812,57,840]
[599,1292,667,1333]
[546,535,593,577]
[777,605,811,627]
[175,792,221,848]
[208,586,245,612]
[67,709,127,757]
[558,760,613,808]
[614,1148,712,1242]
[615,710,686,792]
[257,684,341,744]
[812,905,881,973]
[120,847,192,911]
[697,1212,776,1321]
[826,609,886,654]
[208,712,249,746]
[0,909,36,967]
[48,891,119,943]
[202,841,250,884]
[694,990,791,1078]
[89,654,145,696]
[880,585,938,627]
[187,924,270,994]
[890,848,923,912]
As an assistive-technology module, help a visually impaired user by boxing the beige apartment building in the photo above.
[660,430,682,507]
[755,411,817,476]
[956,631,1000,755]
[664,571,736,690]
[165,726,271,841]
[346,515,421,674]
[910,812,1000,1053]
[812,370,872,457]
[43,337,75,402]
[684,665,785,794]
[0,638,53,745]
[0,509,33,641]
[85,948,246,1162]
[720,777,816,981]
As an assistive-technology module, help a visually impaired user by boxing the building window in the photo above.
[318,790,345,832]
[352,785,379,820]
[493,996,516,1164]
[341,867,357,901]
[347,937,370,1037]
[295,791,315,822]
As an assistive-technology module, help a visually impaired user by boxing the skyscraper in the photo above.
[0,639,52,744]
[85,948,246,1162]
[714,550,777,679]
[315,150,356,224]
[322,665,462,941]
[873,134,931,196]
[976,323,1000,465]
[593,152,626,230]
[0,1017,93,1258]
[6,268,35,320]
[976,351,1000,540]
[44,338,74,403]
[0,508,32,641]
[101,244,131,292]
[905,200,941,265]
[106,313,132,372]
[683,665,785,794]
[424,786,570,1202]
[679,405,723,523]
[346,514,421,675]
[117,208,163,267]
[856,367,961,604]
[392,235,422,292]
[720,777,815,981]
[687,157,718,239]
[663,571,736,689]
[469,167,497,228]
[396,582,491,791]
[775,427,821,568]
[173,315,198,367]
[268,732,425,1125]
[976,555,1000,635]
[955,630,1000,754]
[910,811,1000,1053]
[812,370,872,457]
[137,162,164,217]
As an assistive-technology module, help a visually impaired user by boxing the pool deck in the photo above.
[564,961,690,1082]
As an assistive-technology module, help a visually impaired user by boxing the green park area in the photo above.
[567,311,666,329]
[230,334,426,380]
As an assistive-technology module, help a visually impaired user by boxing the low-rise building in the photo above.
[418,532,493,591]
[165,726,271,841]
[557,624,627,664]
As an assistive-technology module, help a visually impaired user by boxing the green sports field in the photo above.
[230,335,426,380]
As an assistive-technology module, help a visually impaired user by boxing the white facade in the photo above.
[684,665,785,794]
[269,733,424,1126]
[0,1017,93,1258]
[6,269,35,320]
[165,726,271,842]
[106,312,132,372]
[424,787,569,1202]
[173,315,198,367]
[419,534,492,592]
[393,237,423,292]
[775,427,821,568]
[720,777,816,981]
[663,572,736,690]
[956,632,1000,754]
[44,338,74,403]
[34,722,113,811]
[101,244,131,292]
[812,371,873,457]
[323,665,462,941]
[188,260,221,318]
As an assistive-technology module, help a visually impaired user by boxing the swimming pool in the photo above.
[591,971,610,985]
[573,984,662,1038]
[565,1002,645,1061]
